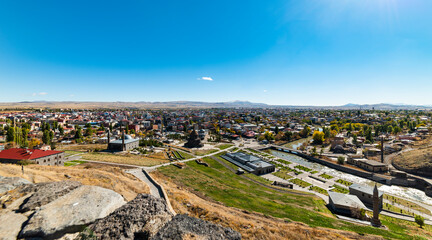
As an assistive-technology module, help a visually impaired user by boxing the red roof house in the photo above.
[0,148,65,166]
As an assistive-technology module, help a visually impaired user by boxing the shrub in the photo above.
[337,156,345,165]
[415,215,425,228]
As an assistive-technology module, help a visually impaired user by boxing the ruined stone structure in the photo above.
[183,130,203,148]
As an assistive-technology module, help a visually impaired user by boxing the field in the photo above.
[272,170,293,180]
[336,179,353,187]
[216,144,234,150]
[331,184,349,194]
[309,186,328,196]
[319,173,334,179]
[0,163,149,201]
[57,143,107,152]
[80,152,169,166]
[193,149,219,156]
[384,194,431,215]
[290,178,312,188]
[157,157,432,240]
[64,160,87,166]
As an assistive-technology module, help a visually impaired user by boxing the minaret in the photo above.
[371,184,382,227]
[122,129,125,151]
[380,136,384,163]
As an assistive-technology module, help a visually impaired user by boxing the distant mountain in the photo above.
[0,101,430,110]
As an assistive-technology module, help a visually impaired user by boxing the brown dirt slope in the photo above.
[392,146,432,177]
[0,163,149,201]
[151,171,383,240]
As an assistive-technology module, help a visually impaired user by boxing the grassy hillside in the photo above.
[158,157,432,240]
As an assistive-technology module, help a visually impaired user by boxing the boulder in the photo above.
[0,176,31,194]
[152,214,241,240]
[0,210,28,240]
[89,194,174,240]
[19,181,82,212]
[20,185,125,239]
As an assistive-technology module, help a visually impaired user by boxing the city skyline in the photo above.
[1,1,432,105]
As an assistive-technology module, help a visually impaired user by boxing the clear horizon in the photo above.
[1,1,432,105]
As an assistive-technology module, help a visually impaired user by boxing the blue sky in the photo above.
[1,0,432,105]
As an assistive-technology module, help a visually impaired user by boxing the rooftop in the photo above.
[349,184,384,197]
[329,191,367,209]
[0,148,63,160]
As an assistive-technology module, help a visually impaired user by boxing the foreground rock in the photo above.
[20,185,126,239]
[152,214,241,240]
[0,176,31,194]
[19,181,82,212]
[89,194,174,239]
[0,210,28,240]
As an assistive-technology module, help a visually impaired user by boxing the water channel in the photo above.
[270,149,432,205]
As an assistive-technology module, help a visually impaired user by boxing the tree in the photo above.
[264,131,275,141]
[284,131,293,141]
[337,156,345,165]
[59,126,64,135]
[74,126,83,142]
[299,125,311,138]
[312,131,325,145]
[323,127,331,139]
[29,138,41,149]
[352,134,358,146]
[42,130,51,144]
[415,215,425,228]
[6,126,14,142]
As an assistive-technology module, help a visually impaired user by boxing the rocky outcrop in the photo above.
[0,176,31,194]
[89,194,174,239]
[0,210,28,240]
[20,185,126,239]
[152,214,241,240]
[86,194,241,240]
[19,181,82,212]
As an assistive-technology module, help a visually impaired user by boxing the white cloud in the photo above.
[69,94,75,97]
[263,90,268,93]
[197,77,213,81]
[32,92,47,96]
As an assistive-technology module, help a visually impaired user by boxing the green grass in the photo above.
[230,147,239,152]
[384,194,431,215]
[217,144,234,150]
[319,173,334,180]
[158,156,432,240]
[310,170,319,174]
[336,179,353,187]
[330,184,349,194]
[64,150,82,156]
[273,170,293,180]
[64,160,87,166]
[178,150,194,159]
[309,186,328,196]
[290,178,312,188]
[294,165,312,172]
[194,149,219,156]
[275,159,292,165]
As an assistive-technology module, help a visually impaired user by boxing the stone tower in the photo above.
[371,184,381,227]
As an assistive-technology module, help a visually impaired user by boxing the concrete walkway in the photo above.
[126,168,163,198]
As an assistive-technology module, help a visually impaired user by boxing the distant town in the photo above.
[2,106,432,239]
